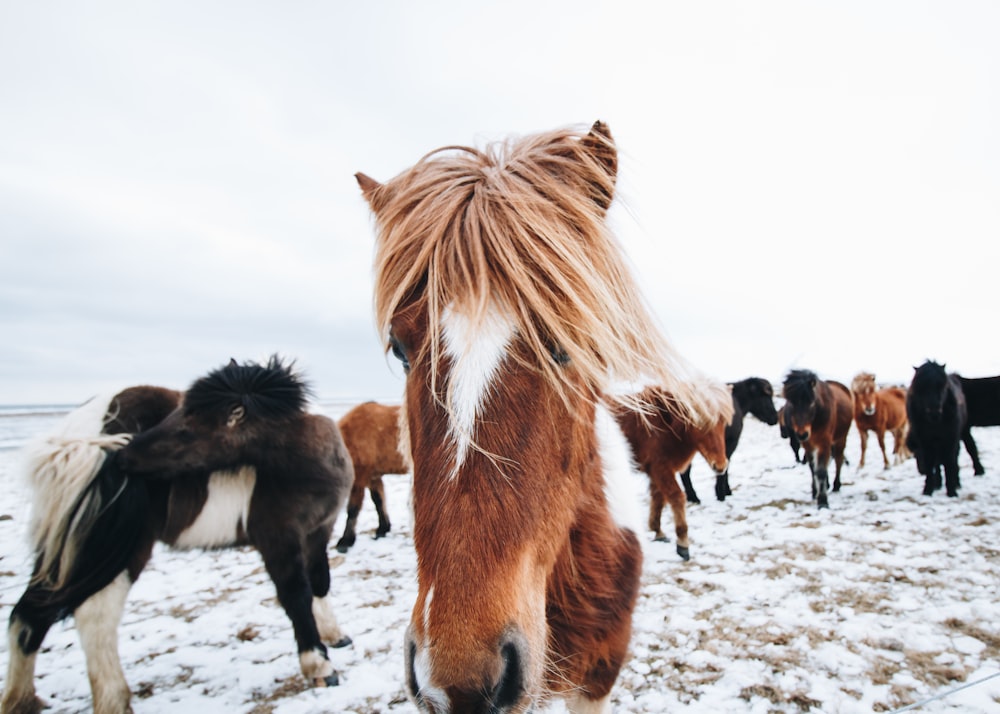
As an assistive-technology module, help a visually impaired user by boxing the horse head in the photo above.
[118,356,310,477]
[909,361,950,424]
[359,122,716,712]
[851,372,878,417]
[732,377,779,425]
[782,369,820,442]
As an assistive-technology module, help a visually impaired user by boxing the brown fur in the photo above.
[335,401,409,552]
[613,387,729,559]
[850,373,911,469]
[358,122,716,711]
[782,370,854,509]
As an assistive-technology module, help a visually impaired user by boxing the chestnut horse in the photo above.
[356,121,723,712]
[850,372,910,469]
[781,369,853,509]
[613,384,731,559]
[2,358,353,714]
[335,401,409,553]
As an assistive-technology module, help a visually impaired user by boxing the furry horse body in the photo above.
[955,373,1000,475]
[335,401,409,552]
[781,370,853,508]
[678,377,779,503]
[906,361,969,496]
[357,121,725,713]
[613,385,730,559]
[850,372,910,469]
[3,358,354,714]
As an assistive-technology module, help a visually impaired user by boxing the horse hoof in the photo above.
[974,468,985,476]
[688,497,701,505]
[676,545,690,561]
[316,672,340,687]
[947,490,959,498]
[817,499,829,510]
[332,636,353,648]
[335,544,350,554]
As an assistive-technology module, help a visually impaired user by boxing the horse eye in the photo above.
[390,336,411,373]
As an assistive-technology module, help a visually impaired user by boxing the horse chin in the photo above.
[863,407,876,416]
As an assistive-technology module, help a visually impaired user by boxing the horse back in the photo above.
[958,375,1000,427]
[828,381,854,440]
[338,402,408,474]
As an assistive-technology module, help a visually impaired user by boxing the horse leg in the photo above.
[657,469,690,560]
[646,481,667,541]
[334,472,368,553]
[876,430,890,470]
[73,572,133,714]
[2,590,59,714]
[714,469,731,502]
[857,428,868,468]
[678,464,700,504]
[945,446,962,497]
[304,525,351,649]
[258,538,338,686]
[368,475,391,538]
[566,692,612,713]
[961,428,985,476]
[813,448,831,509]
[832,440,846,492]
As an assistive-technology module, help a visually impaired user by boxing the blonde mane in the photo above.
[367,123,719,425]
[851,372,876,394]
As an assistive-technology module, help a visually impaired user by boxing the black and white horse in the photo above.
[679,377,779,503]
[2,357,354,714]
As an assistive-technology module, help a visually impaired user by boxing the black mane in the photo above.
[183,355,311,420]
[782,369,818,404]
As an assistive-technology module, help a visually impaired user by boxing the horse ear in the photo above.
[581,120,617,211]
[227,405,246,427]
[228,358,239,367]
[355,172,384,210]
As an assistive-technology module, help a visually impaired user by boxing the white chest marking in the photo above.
[595,403,642,534]
[441,305,515,478]
[173,467,256,548]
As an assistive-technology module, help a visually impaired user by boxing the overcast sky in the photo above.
[2,1,998,405]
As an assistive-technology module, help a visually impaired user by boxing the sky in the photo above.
[1,1,998,405]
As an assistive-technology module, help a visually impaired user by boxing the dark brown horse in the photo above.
[357,121,721,712]
[850,372,910,469]
[335,401,409,553]
[3,358,354,714]
[781,369,854,508]
[613,384,731,560]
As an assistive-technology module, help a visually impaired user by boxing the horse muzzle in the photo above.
[796,430,811,442]
[405,626,531,714]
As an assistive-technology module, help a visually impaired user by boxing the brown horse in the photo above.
[357,121,722,713]
[782,369,854,509]
[850,372,910,469]
[335,401,409,552]
[612,384,730,560]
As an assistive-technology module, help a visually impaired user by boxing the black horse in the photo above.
[3,357,355,714]
[679,377,779,503]
[955,373,1000,475]
[906,360,968,497]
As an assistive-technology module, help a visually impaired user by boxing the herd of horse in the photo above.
[4,122,999,714]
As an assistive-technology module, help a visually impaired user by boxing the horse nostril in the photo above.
[492,636,525,711]
[797,431,810,442]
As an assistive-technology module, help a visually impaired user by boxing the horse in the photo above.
[778,403,805,464]
[613,384,731,558]
[850,372,911,469]
[678,376,779,503]
[955,373,1000,475]
[356,121,727,713]
[906,361,969,496]
[781,369,854,508]
[2,357,354,714]
[334,401,409,553]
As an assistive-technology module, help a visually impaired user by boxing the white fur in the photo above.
[74,571,132,714]
[411,643,449,712]
[566,691,612,714]
[173,467,256,548]
[594,403,642,534]
[312,596,344,644]
[441,304,515,479]
[299,647,335,681]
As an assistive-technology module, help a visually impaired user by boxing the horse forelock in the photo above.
[184,356,310,420]
[851,372,876,394]
[371,124,716,426]
[782,369,819,405]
